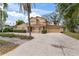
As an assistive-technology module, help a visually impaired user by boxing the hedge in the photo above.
[13,30,26,33]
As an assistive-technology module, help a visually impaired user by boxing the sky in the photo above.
[6,3,56,26]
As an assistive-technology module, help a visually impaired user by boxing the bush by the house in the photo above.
[3,27,13,32]
[27,36,34,39]
[41,29,47,34]
[0,33,33,40]
[0,29,2,32]
[0,33,15,38]
[13,30,26,33]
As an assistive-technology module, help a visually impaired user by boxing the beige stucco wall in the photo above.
[47,28,63,33]
[30,17,37,25]
[14,24,28,30]
[30,17,46,25]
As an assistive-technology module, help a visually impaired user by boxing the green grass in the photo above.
[0,33,33,40]
[64,32,79,40]
[0,40,9,45]
[0,40,18,55]
[0,45,18,55]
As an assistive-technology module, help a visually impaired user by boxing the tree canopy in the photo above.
[16,19,25,25]
[57,3,79,32]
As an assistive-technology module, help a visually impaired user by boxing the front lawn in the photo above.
[0,33,33,55]
[0,40,9,45]
[0,40,18,55]
[64,32,79,40]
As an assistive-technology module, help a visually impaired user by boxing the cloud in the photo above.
[30,9,53,17]
[7,9,52,18]
[5,20,16,26]
[6,9,53,26]
[30,12,41,17]
[7,11,25,17]
[31,9,53,15]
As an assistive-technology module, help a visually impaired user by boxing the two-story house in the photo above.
[15,16,63,33]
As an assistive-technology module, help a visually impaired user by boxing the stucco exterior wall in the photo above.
[47,28,63,33]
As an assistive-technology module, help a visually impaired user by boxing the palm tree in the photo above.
[0,3,8,32]
[0,8,3,30]
[57,3,79,32]
[2,3,8,32]
[20,3,31,37]
[50,12,59,26]
[3,3,8,21]
[43,11,61,26]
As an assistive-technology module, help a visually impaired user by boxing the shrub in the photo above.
[0,33,33,40]
[16,20,25,25]
[41,29,47,34]
[3,27,13,32]
[13,30,26,33]
[19,35,33,40]
[27,36,34,40]
[0,29,2,32]
[0,33,15,38]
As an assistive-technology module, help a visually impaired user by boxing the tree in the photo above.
[43,11,61,26]
[57,3,79,32]
[0,3,8,32]
[20,3,31,37]
[50,12,60,26]
[16,19,25,25]
[0,8,3,31]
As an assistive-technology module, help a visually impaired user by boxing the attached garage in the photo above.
[47,25,63,33]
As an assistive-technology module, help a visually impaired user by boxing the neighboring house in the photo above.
[14,16,63,33]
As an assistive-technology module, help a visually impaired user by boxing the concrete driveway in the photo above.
[3,33,79,56]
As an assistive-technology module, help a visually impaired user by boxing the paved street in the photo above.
[3,33,79,56]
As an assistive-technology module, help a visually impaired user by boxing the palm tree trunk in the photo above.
[27,11,31,37]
